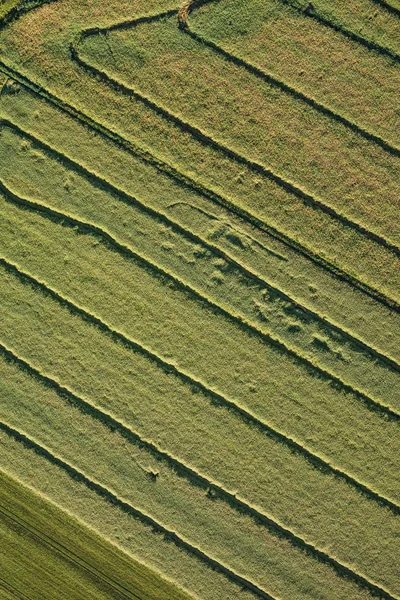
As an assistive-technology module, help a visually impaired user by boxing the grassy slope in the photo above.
[0,471,193,600]
[0,0,398,304]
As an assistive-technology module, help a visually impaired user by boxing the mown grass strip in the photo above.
[0,421,276,600]
[73,19,400,261]
[1,418,397,600]
[1,177,398,422]
[2,343,398,600]
[4,119,397,392]
[2,254,399,519]
[2,251,399,591]
[1,62,397,314]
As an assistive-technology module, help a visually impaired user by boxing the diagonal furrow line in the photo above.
[185,27,400,157]
[1,253,400,515]
[3,119,397,374]
[1,342,399,600]
[371,0,400,17]
[1,178,399,421]
[72,26,400,260]
[0,577,32,600]
[0,503,142,600]
[0,422,277,600]
[278,0,400,62]
[0,61,398,314]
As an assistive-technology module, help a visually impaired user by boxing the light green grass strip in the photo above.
[0,470,194,600]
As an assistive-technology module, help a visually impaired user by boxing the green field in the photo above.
[0,0,399,599]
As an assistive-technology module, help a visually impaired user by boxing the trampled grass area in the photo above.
[0,0,399,598]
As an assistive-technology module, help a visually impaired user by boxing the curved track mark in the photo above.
[3,119,398,376]
[1,179,399,421]
[0,61,398,314]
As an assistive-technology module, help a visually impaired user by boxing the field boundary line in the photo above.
[0,504,142,600]
[0,421,279,600]
[2,179,399,420]
[0,62,398,314]
[2,254,400,515]
[184,26,400,158]
[4,120,398,377]
[73,19,400,261]
[1,341,400,599]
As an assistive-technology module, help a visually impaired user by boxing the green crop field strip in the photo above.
[0,0,399,599]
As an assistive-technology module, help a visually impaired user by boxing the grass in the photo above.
[1,0,399,304]
[0,437,256,600]
[0,121,397,412]
[191,0,400,146]
[280,0,400,57]
[0,0,399,598]
[0,353,384,600]
[77,14,400,246]
[0,0,21,21]
[1,83,398,365]
[1,211,400,589]
[0,281,398,600]
[0,470,193,600]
